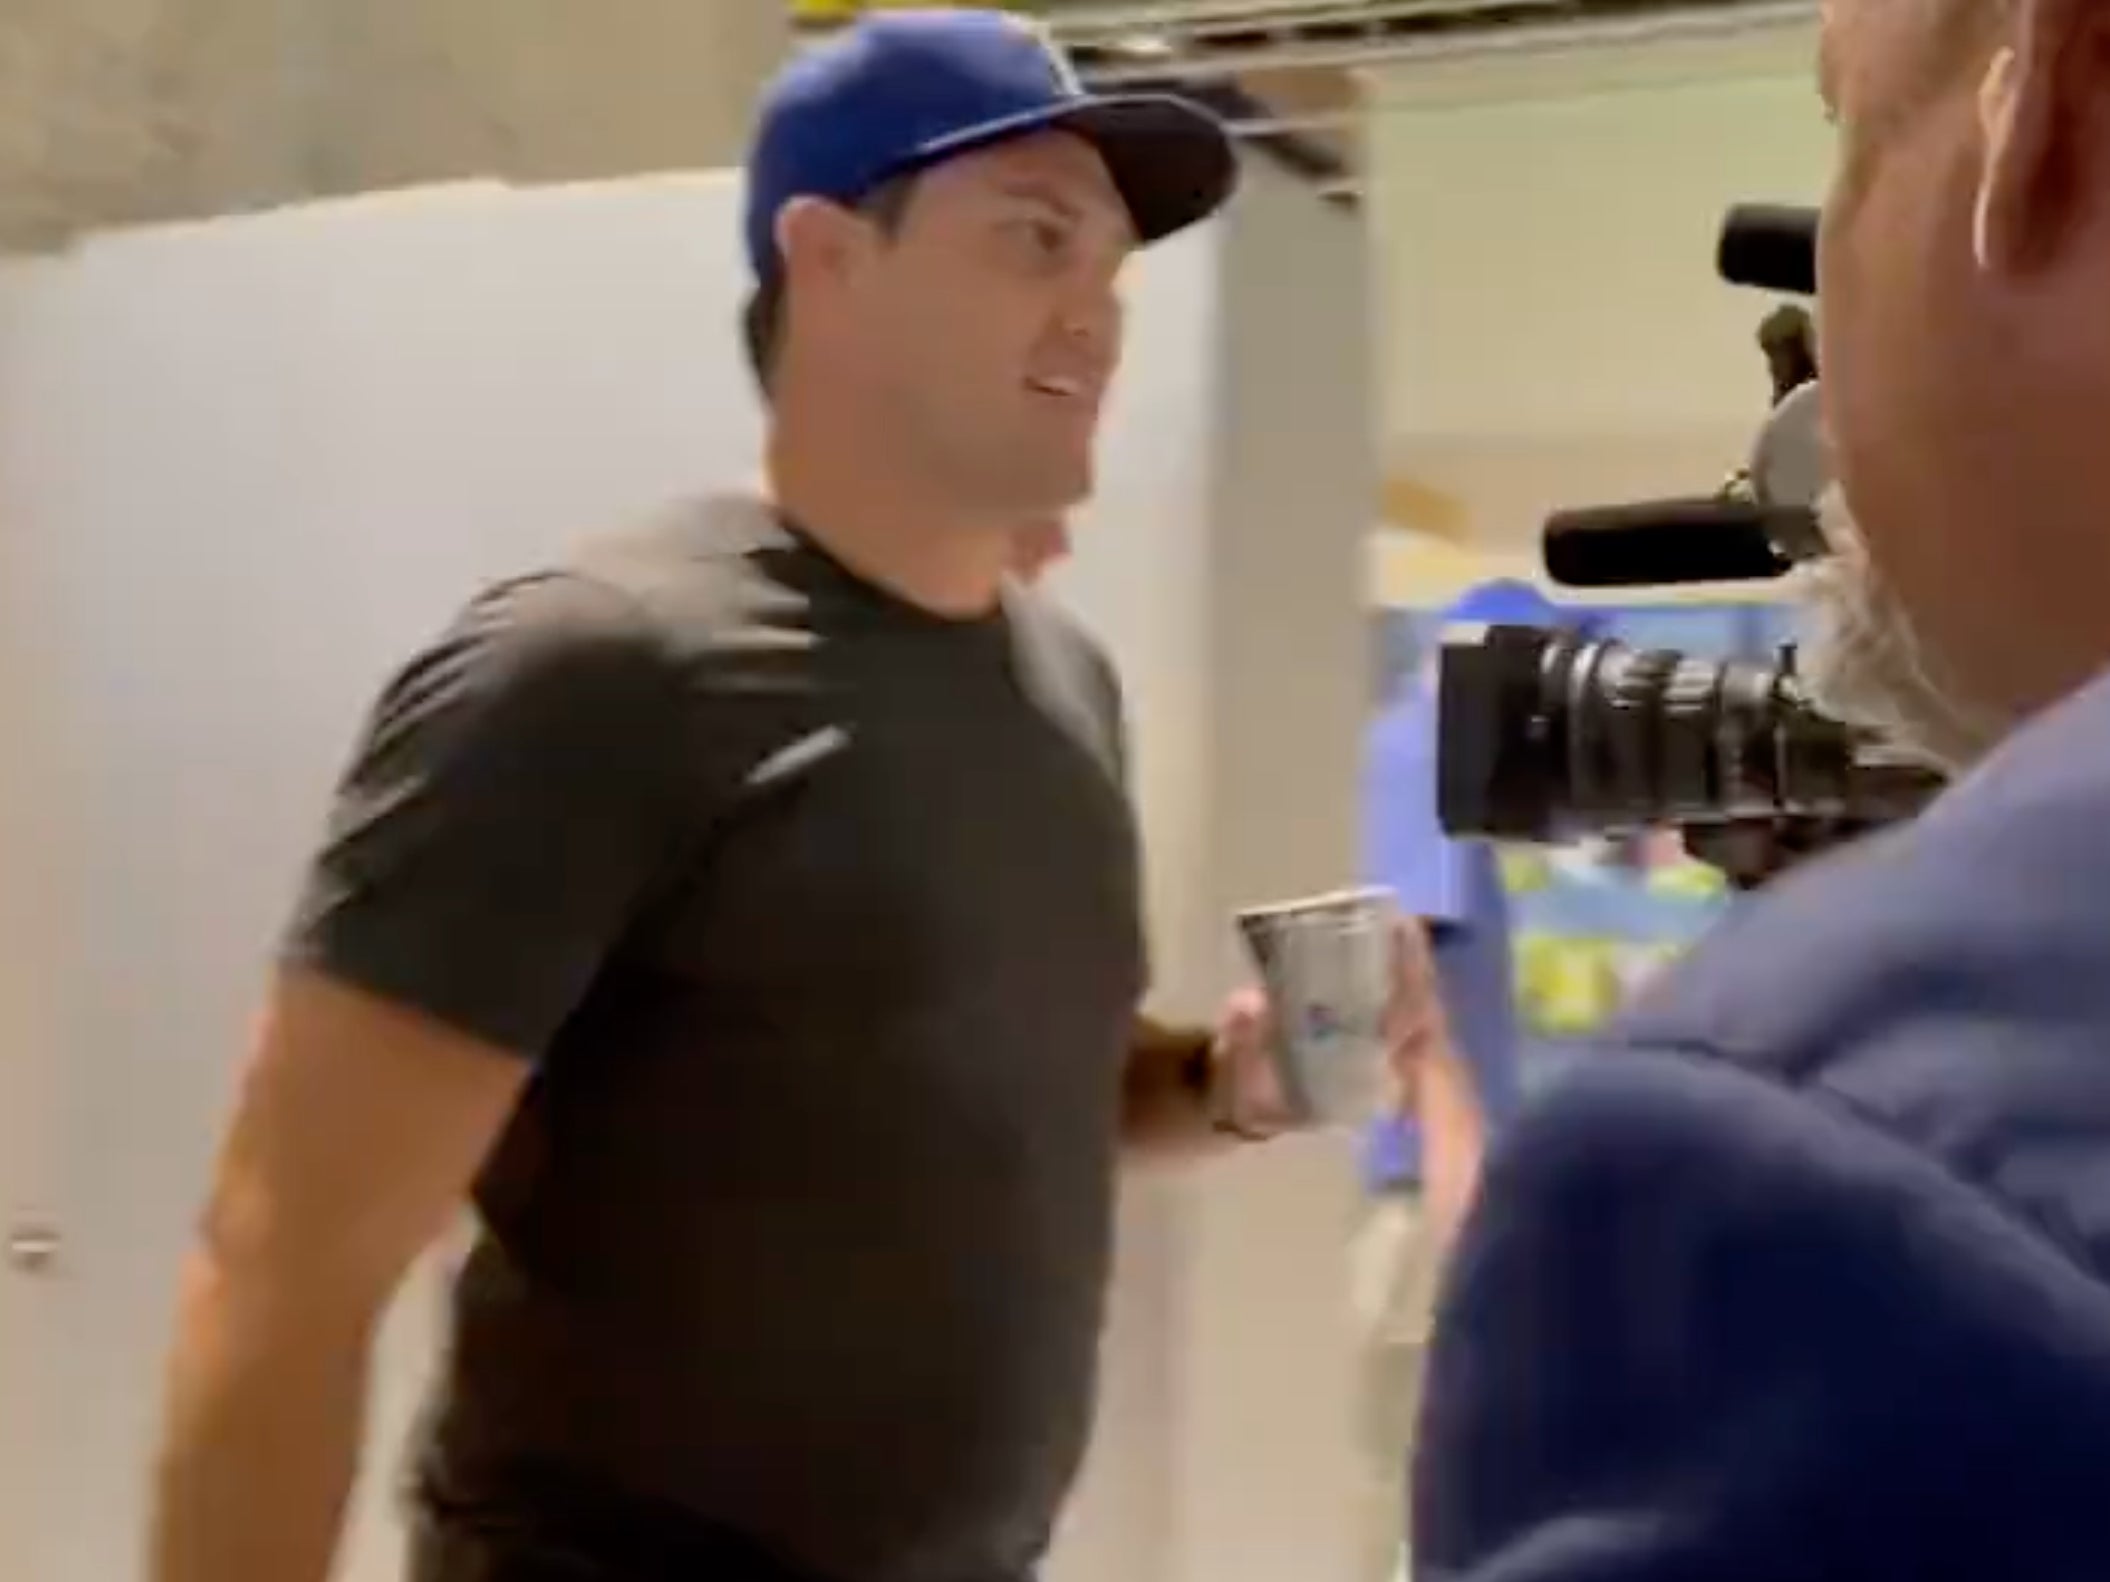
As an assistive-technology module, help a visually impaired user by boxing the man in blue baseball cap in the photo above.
[150,12,1268,1582]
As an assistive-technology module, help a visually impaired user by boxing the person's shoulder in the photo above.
[1476,1029,2110,1388]
[565,490,812,636]
[381,494,802,757]
[1005,579,1116,677]
[1594,692,2110,1283]
[1623,673,2110,1066]
[1423,688,2110,1582]
[440,491,832,726]
[1004,580,1125,745]
[1421,1038,2110,1577]
[429,564,679,699]
[1468,1041,1891,1248]
[357,566,697,797]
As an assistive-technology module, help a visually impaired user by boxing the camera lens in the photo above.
[1436,625,1944,841]
[1561,637,1860,826]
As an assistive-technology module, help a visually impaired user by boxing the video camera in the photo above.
[1436,205,1949,844]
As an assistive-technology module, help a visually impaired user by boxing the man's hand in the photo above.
[1205,916,1474,1143]
[1128,915,1487,1164]
[1206,987,1297,1139]
[1121,1001,1287,1157]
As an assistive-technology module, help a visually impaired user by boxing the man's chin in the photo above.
[1795,490,2003,771]
[1798,620,1979,772]
[1019,453,1094,516]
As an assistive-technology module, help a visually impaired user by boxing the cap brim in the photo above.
[905,93,1238,246]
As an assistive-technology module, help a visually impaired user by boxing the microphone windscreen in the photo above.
[1543,498,1799,588]
[1718,204,1819,295]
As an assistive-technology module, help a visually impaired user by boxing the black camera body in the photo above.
[1436,623,1944,842]
[1428,203,1951,849]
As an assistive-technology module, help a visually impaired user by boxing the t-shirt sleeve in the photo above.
[282,571,699,1058]
[1084,644,1133,793]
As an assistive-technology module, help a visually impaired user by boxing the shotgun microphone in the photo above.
[1718,204,1819,294]
[1542,498,1810,588]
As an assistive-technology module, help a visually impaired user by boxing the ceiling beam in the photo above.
[1069,0,1817,83]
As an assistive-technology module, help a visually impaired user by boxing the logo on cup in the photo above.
[1304,1003,1346,1041]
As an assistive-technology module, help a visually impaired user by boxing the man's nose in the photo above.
[1059,284,1123,362]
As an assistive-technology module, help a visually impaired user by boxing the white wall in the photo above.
[0,175,776,1582]
[1058,159,1377,1582]
[1043,222,1222,1582]
[1367,22,1834,552]
[0,253,78,1582]
[0,165,1372,1582]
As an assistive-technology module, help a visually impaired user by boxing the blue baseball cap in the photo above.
[745,9,1239,281]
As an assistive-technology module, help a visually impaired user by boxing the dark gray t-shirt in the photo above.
[286,496,1148,1582]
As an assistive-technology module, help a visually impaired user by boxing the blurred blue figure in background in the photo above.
[1360,578,1590,1190]
[1350,578,1593,1582]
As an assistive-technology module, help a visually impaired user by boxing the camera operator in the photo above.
[1413,4,2110,1577]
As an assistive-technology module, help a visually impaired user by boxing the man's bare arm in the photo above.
[148,574,700,1581]
[150,968,528,1582]
[1119,1014,1232,1157]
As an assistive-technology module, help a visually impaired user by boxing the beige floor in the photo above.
[1350,1192,1439,1582]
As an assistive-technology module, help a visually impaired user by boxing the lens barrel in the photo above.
[1436,625,1944,841]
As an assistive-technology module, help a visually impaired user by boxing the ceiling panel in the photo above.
[794,2,1817,209]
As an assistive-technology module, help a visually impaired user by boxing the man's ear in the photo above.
[775,196,869,292]
[1974,0,2110,274]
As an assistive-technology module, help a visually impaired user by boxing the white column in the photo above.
[1175,154,1376,1582]
[1053,155,1378,1582]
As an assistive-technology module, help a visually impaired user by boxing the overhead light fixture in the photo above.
[1100,31,1180,61]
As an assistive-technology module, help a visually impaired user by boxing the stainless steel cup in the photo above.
[1236,886,1397,1128]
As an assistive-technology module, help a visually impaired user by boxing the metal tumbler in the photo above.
[1235,886,1397,1128]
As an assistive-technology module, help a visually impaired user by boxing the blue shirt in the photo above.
[1359,685,1525,1189]
[1413,668,2110,1579]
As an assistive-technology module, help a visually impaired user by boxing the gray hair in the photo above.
[1794,485,2002,770]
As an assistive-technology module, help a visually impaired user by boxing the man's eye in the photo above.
[1016,218,1071,258]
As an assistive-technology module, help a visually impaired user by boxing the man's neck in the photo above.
[765,412,1017,619]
